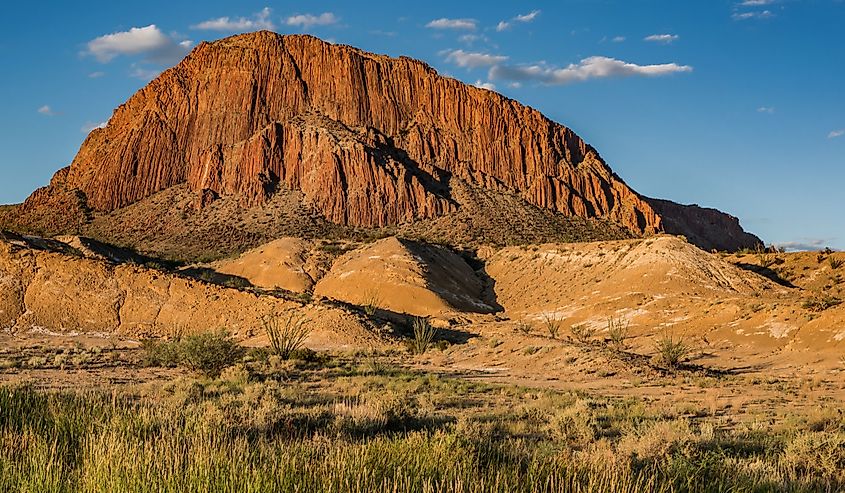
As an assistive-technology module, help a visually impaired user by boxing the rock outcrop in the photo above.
[645,198,762,252]
[23,32,659,234]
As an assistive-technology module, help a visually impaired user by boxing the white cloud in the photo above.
[644,34,679,44]
[81,121,108,133]
[496,10,541,31]
[774,239,835,252]
[88,71,105,78]
[193,7,274,31]
[828,129,845,139]
[130,63,163,80]
[444,49,508,68]
[612,36,626,42]
[458,33,488,44]
[740,0,774,5]
[514,10,541,23]
[37,105,56,116]
[85,25,192,64]
[473,80,496,91]
[732,10,774,20]
[285,12,339,28]
[757,106,775,114]
[426,18,477,30]
[488,56,692,85]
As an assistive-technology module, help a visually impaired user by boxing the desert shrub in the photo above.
[179,330,242,377]
[143,330,241,377]
[542,313,561,339]
[570,323,596,343]
[264,312,310,360]
[515,322,533,336]
[654,332,691,370]
[802,295,842,312]
[141,338,182,367]
[829,257,843,270]
[781,431,845,483]
[607,317,631,351]
[409,317,436,355]
[362,290,381,316]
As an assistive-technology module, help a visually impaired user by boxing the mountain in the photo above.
[1,31,760,259]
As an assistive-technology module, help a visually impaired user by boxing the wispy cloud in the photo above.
[732,10,774,20]
[192,7,274,31]
[739,0,774,5]
[488,56,692,85]
[444,49,508,68]
[37,105,56,116]
[458,33,489,44]
[496,9,541,32]
[88,71,105,78]
[644,34,679,44]
[81,121,107,133]
[612,36,626,42]
[757,106,775,114]
[774,239,836,252]
[85,25,192,65]
[473,80,496,91]
[285,12,339,29]
[828,129,845,139]
[426,18,477,30]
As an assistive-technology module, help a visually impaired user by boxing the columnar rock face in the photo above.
[34,31,661,233]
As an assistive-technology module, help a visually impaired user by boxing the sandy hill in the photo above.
[0,32,759,259]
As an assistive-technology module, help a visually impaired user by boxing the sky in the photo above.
[0,1,843,250]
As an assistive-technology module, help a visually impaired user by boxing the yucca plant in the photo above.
[410,317,436,355]
[654,332,691,370]
[264,312,310,359]
[607,317,631,351]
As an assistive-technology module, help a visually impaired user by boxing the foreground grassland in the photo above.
[1,352,843,493]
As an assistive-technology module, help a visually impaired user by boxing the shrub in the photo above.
[570,323,596,343]
[264,312,311,359]
[141,338,181,367]
[829,257,843,270]
[179,330,242,377]
[143,330,242,377]
[654,332,691,370]
[802,295,843,312]
[542,313,561,339]
[607,317,630,351]
[409,317,436,355]
[362,290,381,316]
[515,322,532,336]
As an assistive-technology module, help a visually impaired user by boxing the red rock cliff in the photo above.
[41,31,661,233]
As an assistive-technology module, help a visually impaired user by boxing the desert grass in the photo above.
[2,356,843,493]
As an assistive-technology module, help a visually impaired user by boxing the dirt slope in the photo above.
[0,235,380,349]
[315,237,495,317]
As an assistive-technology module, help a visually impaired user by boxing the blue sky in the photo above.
[1,1,843,250]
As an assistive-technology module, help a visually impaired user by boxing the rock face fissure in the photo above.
[24,32,660,233]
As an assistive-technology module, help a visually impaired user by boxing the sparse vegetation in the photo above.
[142,330,241,377]
[802,295,842,312]
[542,313,561,339]
[654,332,692,370]
[607,317,631,351]
[264,312,311,359]
[515,322,532,336]
[1,365,844,492]
[362,289,381,316]
[409,317,436,355]
[829,257,843,270]
[570,323,596,343]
